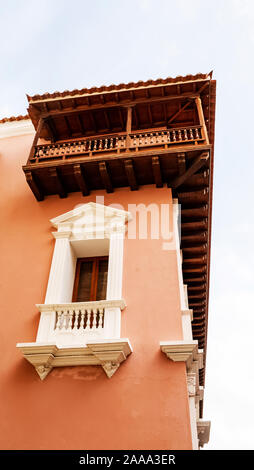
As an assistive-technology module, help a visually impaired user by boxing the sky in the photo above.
[1,0,254,450]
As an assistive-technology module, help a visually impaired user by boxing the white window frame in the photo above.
[17,202,133,380]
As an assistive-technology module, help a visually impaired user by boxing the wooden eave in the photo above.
[27,73,212,141]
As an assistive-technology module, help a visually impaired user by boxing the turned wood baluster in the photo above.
[99,139,103,150]
[156,132,159,143]
[104,138,108,150]
[144,134,148,145]
[150,133,154,144]
[167,131,170,142]
[110,137,113,149]
[189,128,194,140]
[88,140,92,151]
[178,129,182,141]
[133,135,137,146]
[183,128,188,140]
[195,128,199,139]
[172,130,176,142]
[139,134,143,146]
[94,140,97,151]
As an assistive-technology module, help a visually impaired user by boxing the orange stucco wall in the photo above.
[0,131,192,450]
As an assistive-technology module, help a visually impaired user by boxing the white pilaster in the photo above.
[187,373,199,450]
[106,231,124,300]
[44,233,76,304]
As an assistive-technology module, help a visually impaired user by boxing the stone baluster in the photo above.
[73,309,79,330]
[98,309,104,329]
[67,309,74,331]
[86,309,91,330]
[92,309,98,330]
[80,309,86,331]
[63,310,68,329]
[55,311,62,331]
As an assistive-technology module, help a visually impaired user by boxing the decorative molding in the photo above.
[16,339,132,380]
[36,299,126,313]
[197,420,211,448]
[0,118,34,139]
[160,340,198,369]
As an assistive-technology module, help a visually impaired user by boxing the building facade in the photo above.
[0,73,216,450]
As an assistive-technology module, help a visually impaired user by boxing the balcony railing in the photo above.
[55,304,104,333]
[28,125,205,164]
[36,299,126,346]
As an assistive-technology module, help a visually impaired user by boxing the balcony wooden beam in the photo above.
[152,156,163,188]
[177,153,186,176]
[73,164,89,196]
[99,162,113,193]
[167,100,192,125]
[169,152,209,189]
[48,168,67,198]
[124,159,138,191]
[25,171,44,201]
[40,92,200,121]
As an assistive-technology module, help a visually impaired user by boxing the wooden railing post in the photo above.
[27,117,44,163]
[125,106,133,149]
[195,97,209,144]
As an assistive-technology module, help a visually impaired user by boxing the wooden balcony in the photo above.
[23,124,210,201]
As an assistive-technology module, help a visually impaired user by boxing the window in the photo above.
[72,256,108,302]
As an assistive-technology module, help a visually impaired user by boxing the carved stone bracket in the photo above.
[197,420,211,448]
[16,339,132,380]
[160,340,199,369]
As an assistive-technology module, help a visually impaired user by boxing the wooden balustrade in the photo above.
[28,125,204,163]
[55,305,104,333]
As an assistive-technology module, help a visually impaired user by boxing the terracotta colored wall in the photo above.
[0,133,192,450]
